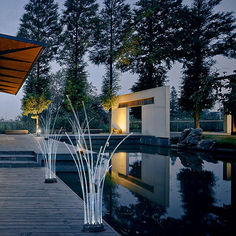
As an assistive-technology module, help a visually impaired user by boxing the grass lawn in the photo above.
[203,134,236,149]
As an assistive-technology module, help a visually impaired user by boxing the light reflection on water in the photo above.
[57,146,235,235]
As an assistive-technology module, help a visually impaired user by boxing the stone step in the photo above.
[0,161,39,168]
[59,134,142,146]
[0,151,38,168]
[0,151,35,155]
[0,155,36,161]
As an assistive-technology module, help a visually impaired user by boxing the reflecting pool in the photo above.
[57,145,236,235]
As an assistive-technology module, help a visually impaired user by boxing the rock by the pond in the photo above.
[178,128,203,146]
[177,128,217,151]
[198,139,216,150]
[179,128,193,143]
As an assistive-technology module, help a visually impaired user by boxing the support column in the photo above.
[224,115,232,134]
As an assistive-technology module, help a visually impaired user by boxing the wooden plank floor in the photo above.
[0,168,118,236]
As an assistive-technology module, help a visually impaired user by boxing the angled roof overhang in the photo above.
[0,34,45,95]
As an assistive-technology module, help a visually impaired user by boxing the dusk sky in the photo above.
[0,0,235,119]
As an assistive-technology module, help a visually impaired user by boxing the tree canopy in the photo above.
[118,0,183,92]
[18,0,61,100]
[60,0,99,111]
[22,93,51,133]
[90,0,131,124]
[179,0,236,128]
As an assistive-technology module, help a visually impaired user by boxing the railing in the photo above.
[0,121,24,134]
[0,120,224,134]
[0,120,35,134]
[130,120,224,132]
[170,120,224,132]
[130,121,142,133]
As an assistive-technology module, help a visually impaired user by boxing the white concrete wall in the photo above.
[112,107,129,133]
[224,115,232,134]
[141,153,169,207]
[111,86,170,138]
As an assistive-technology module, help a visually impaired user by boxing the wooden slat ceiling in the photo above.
[0,34,44,95]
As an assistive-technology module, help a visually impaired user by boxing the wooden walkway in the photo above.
[0,168,118,236]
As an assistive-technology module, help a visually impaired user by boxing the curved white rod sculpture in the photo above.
[65,96,132,232]
[35,109,62,183]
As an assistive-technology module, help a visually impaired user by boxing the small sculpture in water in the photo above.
[65,96,132,232]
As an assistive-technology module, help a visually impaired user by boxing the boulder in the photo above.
[177,128,217,151]
[178,128,203,146]
[198,139,216,150]
[184,128,203,146]
[179,128,193,143]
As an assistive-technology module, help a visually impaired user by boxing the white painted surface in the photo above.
[112,86,170,138]
[224,115,232,133]
[112,107,129,133]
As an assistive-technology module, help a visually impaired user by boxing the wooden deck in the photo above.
[0,168,118,236]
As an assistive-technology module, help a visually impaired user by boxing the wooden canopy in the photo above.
[0,34,44,95]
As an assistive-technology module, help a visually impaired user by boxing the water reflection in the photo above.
[177,169,216,235]
[111,152,169,208]
[224,162,236,207]
[57,147,236,235]
[231,163,236,208]
[106,149,235,235]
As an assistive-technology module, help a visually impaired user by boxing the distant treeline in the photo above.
[14,0,236,132]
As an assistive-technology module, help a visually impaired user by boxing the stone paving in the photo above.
[0,134,74,154]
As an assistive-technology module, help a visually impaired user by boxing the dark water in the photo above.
[57,146,236,236]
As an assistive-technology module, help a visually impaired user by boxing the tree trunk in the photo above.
[194,110,200,128]
[109,108,112,133]
[109,10,113,133]
[36,115,39,135]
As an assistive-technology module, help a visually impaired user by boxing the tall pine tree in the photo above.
[60,0,99,111]
[179,0,236,128]
[18,0,61,99]
[90,0,131,128]
[49,69,67,114]
[118,0,183,92]
[18,0,61,133]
